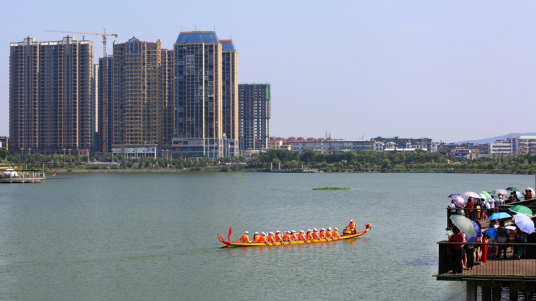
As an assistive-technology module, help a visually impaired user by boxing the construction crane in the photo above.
[45,28,118,59]
[46,28,118,153]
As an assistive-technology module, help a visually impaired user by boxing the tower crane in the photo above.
[46,28,118,153]
[45,28,118,59]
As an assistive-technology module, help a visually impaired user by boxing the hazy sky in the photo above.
[1,1,535,142]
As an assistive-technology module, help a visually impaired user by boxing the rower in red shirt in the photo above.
[275,231,282,243]
[332,228,341,239]
[266,232,275,245]
[241,231,251,243]
[319,228,326,239]
[326,227,333,239]
[258,232,267,243]
[312,228,320,240]
[283,231,292,244]
[297,230,305,241]
[306,229,313,241]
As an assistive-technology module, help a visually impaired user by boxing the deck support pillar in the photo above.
[466,281,477,301]
[481,286,491,301]
[509,287,518,301]
[492,287,501,301]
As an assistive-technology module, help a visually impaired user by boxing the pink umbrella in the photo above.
[463,191,481,199]
[453,195,466,207]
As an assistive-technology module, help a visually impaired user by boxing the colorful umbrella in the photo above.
[450,215,478,237]
[483,228,497,239]
[489,212,512,220]
[493,189,508,195]
[489,192,498,197]
[480,191,492,200]
[506,226,516,231]
[452,195,466,207]
[528,187,535,195]
[516,191,523,200]
[514,214,535,234]
[510,205,533,216]
[463,191,481,199]
[506,187,520,192]
[448,194,461,198]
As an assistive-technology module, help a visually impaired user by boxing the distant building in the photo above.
[96,56,113,154]
[239,84,271,151]
[513,136,536,155]
[0,136,8,149]
[371,136,438,153]
[172,31,238,159]
[289,139,382,154]
[220,40,239,145]
[269,140,291,151]
[111,37,172,157]
[9,36,95,156]
[489,139,513,156]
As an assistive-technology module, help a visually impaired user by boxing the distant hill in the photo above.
[456,133,536,145]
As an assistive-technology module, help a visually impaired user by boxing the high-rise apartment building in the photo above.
[9,36,95,156]
[220,40,239,141]
[172,31,237,158]
[238,84,271,150]
[96,56,113,153]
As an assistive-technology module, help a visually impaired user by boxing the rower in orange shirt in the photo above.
[266,232,275,245]
[275,231,282,243]
[312,228,320,240]
[319,228,326,240]
[297,230,305,241]
[253,232,260,242]
[241,231,251,244]
[347,219,356,234]
[332,228,341,239]
[326,227,332,239]
[283,231,292,244]
[258,232,267,243]
[290,230,298,242]
[306,229,313,241]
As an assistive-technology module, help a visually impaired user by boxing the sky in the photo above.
[1,1,535,143]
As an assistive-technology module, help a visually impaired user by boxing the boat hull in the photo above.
[219,223,371,247]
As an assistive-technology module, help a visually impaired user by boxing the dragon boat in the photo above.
[218,223,371,248]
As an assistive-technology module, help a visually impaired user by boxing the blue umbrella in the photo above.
[470,219,482,238]
[484,228,497,239]
[516,191,522,200]
[489,212,512,220]
[448,194,461,198]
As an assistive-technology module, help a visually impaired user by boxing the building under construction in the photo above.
[9,36,95,156]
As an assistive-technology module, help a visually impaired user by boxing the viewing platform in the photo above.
[0,169,45,184]
[437,197,536,300]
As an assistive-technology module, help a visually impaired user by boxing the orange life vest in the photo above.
[258,235,266,243]
[306,232,312,240]
[326,230,332,238]
[291,233,297,241]
[253,234,260,242]
[348,222,356,230]
[319,231,326,239]
[283,233,290,241]
[298,232,305,240]
[275,234,282,242]
[312,232,319,239]
[333,230,339,237]
[241,234,250,243]
[267,234,274,242]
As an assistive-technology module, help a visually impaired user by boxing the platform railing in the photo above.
[438,241,536,277]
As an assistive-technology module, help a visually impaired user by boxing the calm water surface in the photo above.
[0,172,534,300]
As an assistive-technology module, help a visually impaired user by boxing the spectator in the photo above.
[497,221,509,259]
[449,226,465,274]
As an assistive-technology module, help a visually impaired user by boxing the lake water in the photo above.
[0,172,534,300]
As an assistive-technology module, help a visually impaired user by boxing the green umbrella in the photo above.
[450,215,477,237]
[480,191,492,200]
[488,192,498,197]
[510,205,533,216]
[506,187,520,192]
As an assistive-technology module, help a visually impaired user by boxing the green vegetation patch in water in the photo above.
[237,175,250,177]
[313,187,351,190]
